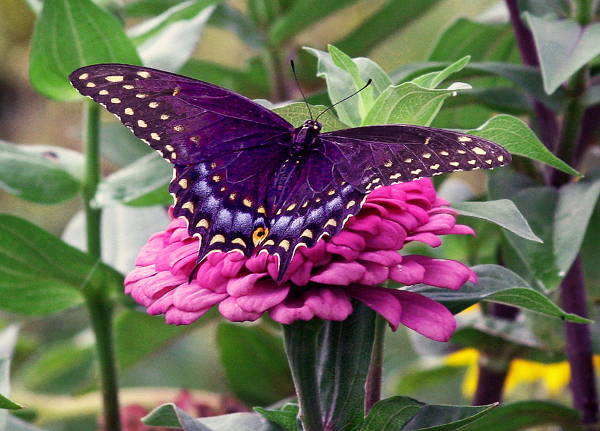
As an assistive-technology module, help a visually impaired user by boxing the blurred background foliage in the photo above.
[0,0,598,430]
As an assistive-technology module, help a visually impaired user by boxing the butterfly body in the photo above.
[69,64,511,281]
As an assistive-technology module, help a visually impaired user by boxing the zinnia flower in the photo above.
[125,178,476,341]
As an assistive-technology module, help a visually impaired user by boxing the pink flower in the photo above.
[125,179,476,342]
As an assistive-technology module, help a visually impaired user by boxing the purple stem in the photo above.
[472,363,508,406]
[560,257,599,428]
[505,0,560,152]
[472,303,517,405]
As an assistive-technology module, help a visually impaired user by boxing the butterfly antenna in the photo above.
[315,78,373,121]
[290,60,313,120]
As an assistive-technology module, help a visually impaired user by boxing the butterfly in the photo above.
[69,64,511,281]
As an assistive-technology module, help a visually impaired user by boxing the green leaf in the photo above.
[29,0,141,101]
[328,45,374,118]
[392,62,567,112]
[452,200,542,242]
[554,172,600,274]
[360,397,423,430]
[524,13,600,94]
[128,0,219,72]
[100,123,153,167]
[1,326,19,430]
[491,183,562,290]
[62,205,170,273]
[254,404,299,431]
[0,215,122,315]
[94,152,172,207]
[217,323,293,406]
[180,58,269,97]
[116,309,212,370]
[142,403,212,430]
[6,416,48,431]
[303,47,390,126]
[459,400,582,431]
[411,56,471,89]
[317,302,376,430]
[363,82,462,127]
[0,395,21,411]
[429,18,517,63]
[360,396,496,431]
[0,142,82,204]
[411,265,588,322]
[467,115,580,177]
[20,341,94,393]
[209,4,264,50]
[269,0,360,45]
[143,403,281,430]
[334,0,440,57]
[272,102,347,132]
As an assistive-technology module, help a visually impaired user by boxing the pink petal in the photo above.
[270,297,316,324]
[218,298,261,322]
[405,256,474,290]
[389,290,456,341]
[305,288,353,321]
[345,285,402,330]
[311,261,366,285]
[389,259,425,285]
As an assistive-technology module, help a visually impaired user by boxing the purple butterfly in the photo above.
[69,64,511,280]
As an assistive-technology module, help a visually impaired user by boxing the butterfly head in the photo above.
[303,119,322,131]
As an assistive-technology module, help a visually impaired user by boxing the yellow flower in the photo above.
[445,348,600,397]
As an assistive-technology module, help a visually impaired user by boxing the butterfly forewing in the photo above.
[69,64,292,165]
[321,125,511,191]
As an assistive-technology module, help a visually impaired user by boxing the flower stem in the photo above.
[266,46,289,101]
[472,360,508,406]
[81,100,121,431]
[283,321,324,431]
[83,101,102,258]
[364,315,385,413]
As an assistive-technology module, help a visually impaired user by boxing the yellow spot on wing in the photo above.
[232,238,246,247]
[467,160,476,165]
[252,227,269,246]
[178,179,188,189]
[243,198,252,207]
[124,108,134,115]
[149,102,159,108]
[105,75,124,82]
[86,82,96,87]
[450,162,460,167]
[210,235,225,245]
[123,84,134,90]
[196,219,209,229]
[99,90,109,95]
[287,203,297,211]
[440,151,449,156]
[325,219,337,227]
[472,147,486,155]
[137,120,147,128]
[165,145,174,151]
[346,200,356,209]
[182,201,194,212]
[498,155,504,162]
[384,160,393,167]
[423,153,431,158]
[137,71,151,78]
[411,169,422,175]
[301,229,313,238]
[431,164,440,170]
[279,240,290,251]
[78,73,89,80]
[258,206,266,214]
[151,133,160,141]
[458,136,472,142]
[110,98,121,104]
[161,114,170,120]
[174,125,184,132]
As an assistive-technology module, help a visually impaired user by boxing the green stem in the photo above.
[283,321,324,431]
[81,100,121,431]
[86,293,121,431]
[364,315,385,413]
[266,46,288,101]
[575,0,594,25]
[83,101,102,258]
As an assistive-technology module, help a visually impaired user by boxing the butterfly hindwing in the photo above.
[258,143,367,279]
[321,125,511,191]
